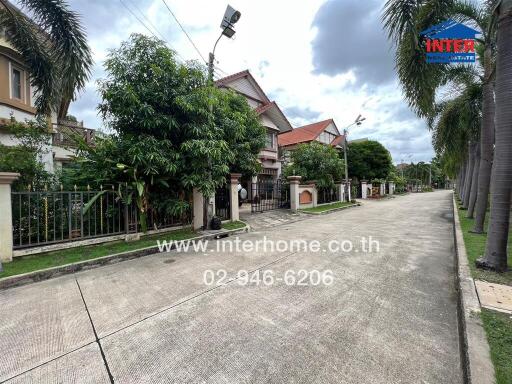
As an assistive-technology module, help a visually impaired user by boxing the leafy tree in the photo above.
[282,142,344,189]
[347,140,393,182]
[68,34,264,230]
[0,0,92,117]
[0,117,54,190]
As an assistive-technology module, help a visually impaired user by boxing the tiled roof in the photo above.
[214,70,250,86]
[330,135,345,147]
[278,119,333,146]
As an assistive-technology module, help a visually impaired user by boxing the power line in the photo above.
[118,0,187,63]
[126,0,169,42]
[160,0,207,64]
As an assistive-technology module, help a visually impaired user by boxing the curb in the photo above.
[0,225,249,291]
[452,195,495,384]
[300,203,361,215]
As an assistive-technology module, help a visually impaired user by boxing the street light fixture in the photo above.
[343,115,365,201]
[208,5,241,82]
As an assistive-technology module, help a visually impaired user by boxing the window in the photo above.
[266,132,275,148]
[11,67,22,100]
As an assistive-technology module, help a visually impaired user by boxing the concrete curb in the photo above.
[452,195,495,384]
[300,203,361,215]
[0,225,249,291]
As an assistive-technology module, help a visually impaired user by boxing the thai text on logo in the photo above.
[421,19,480,63]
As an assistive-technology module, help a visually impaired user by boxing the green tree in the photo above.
[282,142,344,189]
[69,34,265,230]
[0,0,92,117]
[478,0,512,272]
[382,0,496,234]
[347,141,393,182]
[0,117,54,190]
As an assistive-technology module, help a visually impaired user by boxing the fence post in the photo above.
[193,188,204,230]
[0,173,20,262]
[287,176,301,212]
[229,173,241,222]
[347,179,352,201]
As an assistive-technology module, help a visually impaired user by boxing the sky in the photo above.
[35,0,436,163]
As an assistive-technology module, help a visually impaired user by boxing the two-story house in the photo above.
[215,70,293,184]
[277,118,345,165]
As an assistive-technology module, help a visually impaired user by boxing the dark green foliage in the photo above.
[282,142,344,189]
[347,140,393,181]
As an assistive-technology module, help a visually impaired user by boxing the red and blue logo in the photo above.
[421,20,481,63]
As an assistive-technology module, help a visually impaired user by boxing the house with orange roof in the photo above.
[277,118,345,164]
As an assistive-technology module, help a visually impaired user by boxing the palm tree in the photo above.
[477,0,512,272]
[382,0,495,229]
[0,0,92,117]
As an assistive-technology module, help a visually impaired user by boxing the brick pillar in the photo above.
[229,173,241,222]
[192,188,204,230]
[287,176,301,212]
[347,179,352,201]
[0,173,20,262]
[361,180,368,199]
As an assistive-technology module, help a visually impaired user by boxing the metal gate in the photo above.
[251,179,290,213]
[215,185,231,220]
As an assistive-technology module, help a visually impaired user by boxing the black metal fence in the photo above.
[251,179,289,213]
[215,185,231,221]
[352,184,361,199]
[11,189,190,250]
[317,187,340,204]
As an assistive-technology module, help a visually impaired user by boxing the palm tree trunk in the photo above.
[472,47,496,233]
[477,0,512,272]
[459,161,467,200]
[462,143,476,209]
[467,143,480,218]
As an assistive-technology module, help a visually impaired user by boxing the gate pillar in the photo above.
[287,176,302,213]
[0,173,20,263]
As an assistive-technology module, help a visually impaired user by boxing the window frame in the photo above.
[10,64,24,101]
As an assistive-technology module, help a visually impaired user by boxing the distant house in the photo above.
[0,1,94,173]
[277,118,344,164]
[215,70,293,183]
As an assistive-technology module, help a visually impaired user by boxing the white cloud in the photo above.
[61,0,434,163]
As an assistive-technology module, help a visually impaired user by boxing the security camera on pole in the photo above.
[203,5,241,229]
[343,115,365,201]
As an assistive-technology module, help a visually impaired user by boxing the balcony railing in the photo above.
[52,122,95,148]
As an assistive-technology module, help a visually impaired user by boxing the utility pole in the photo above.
[342,115,365,201]
[343,128,349,201]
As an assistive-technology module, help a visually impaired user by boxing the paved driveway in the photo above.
[0,191,461,383]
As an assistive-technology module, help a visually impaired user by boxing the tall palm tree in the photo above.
[0,0,92,117]
[383,0,495,229]
[477,0,512,272]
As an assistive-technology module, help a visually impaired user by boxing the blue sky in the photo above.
[33,0,436,163]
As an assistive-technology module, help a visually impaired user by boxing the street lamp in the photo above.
[208,5,241,82]
[343,114,365,201]
[203,5,241,229]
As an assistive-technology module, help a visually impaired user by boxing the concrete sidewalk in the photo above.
[0,191,462,383]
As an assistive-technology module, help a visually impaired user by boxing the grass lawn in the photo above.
[0,221,246,279]
[457,206,512,286]
[300,201,355,213]
[481,309,512,384]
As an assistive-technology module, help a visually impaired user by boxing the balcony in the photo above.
[52,121,95,148]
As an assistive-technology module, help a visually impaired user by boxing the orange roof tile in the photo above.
[278,119,333,147]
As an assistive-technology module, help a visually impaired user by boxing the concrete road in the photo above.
[0,191,461,383]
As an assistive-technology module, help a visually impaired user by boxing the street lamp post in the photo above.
[343,115,365,201]
[203,5,241,229]
[208,5,241,83]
